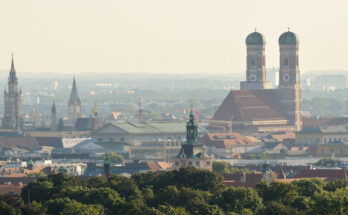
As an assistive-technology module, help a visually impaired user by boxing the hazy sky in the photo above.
[1,0,348,75]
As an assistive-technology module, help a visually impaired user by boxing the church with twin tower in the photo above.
[212,30,302,132]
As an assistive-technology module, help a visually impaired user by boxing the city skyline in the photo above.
[1,0,348,74]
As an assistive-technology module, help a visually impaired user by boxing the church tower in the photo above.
[51,101,57,131]
[276,30,302,131]
[240,30,271,90]
[173,110,212,170]
[68,77,81,126]
[3,55,23,129]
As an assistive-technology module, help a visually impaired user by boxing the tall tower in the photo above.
[51,101,57,131]
[68,77,81,126]
[186,110,198,145]
[276,30,302,131]
[3,55,23,129]
[240,30,271,90]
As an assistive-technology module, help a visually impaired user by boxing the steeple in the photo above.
[52,101,56,113]
[9,54,17,83]
[51,101,57,131]
[104,153,111,176]
[186,109,198,145]
[69,77,79,102]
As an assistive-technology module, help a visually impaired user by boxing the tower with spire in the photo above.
[51,101,57,131]
[68,77,81,126]
[3,55,23,129]
[173,109,212,170]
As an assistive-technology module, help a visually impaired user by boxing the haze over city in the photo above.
[1,0,348,74]
[0,1,348,214]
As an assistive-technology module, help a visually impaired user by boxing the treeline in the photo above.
[1,167,348,215]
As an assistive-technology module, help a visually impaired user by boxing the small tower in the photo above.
[51,101,57,131]
[27,159,34,170]
[240,30,271,90]
[173,110,213,170]
[103,153,111,176]
[68,77,82,126]
[262,160,272,182]
[186,110,198,145]
[3,55,23,129]
[276,30,302,131]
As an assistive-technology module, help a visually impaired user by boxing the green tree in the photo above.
[258,201,299,215]
[309,187,348,215]
[292,179,324,197]
[45,197,104,215]
[21,179,54,203]
[216,187,263,213]
[212,161,229,174]
[256,181,299,205]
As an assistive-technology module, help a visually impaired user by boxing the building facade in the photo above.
[3,55,23,129]
[68,77,82,126]
[172,111,213,170]
[212,30,302,133]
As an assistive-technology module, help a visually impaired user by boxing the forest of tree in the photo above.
[1,167,348,215]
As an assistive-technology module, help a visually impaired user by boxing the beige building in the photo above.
[296,118,348,146]
[129,140,184,161]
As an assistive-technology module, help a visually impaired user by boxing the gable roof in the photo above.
[0,137,39,149]
[94,121,207,135]
[212,90,287,122]
[295,169,348,181]
[202,132,256,148]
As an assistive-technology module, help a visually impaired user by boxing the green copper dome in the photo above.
[245,32,265,45]
[279,31,299,45]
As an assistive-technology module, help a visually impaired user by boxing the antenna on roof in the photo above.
[288,27,290,32]
[254,28,257,32]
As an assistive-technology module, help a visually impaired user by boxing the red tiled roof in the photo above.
[224,173,263,188]
[269,132,295,142]
[0,137,39,149]
[156,162,172,170]
[301,117,348,128]
[213,90,287,122]
[0,184,23,195]
[295,169,347,181]
[202,133,256,148]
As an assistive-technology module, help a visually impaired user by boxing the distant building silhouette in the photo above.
[3,55,23,129]
[51,101,57,131]
[68,77,81,126]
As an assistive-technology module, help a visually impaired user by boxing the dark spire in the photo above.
[186,109,198,145]
[69,77,79,102]
[9,54,17,83]
[52,101,56,113]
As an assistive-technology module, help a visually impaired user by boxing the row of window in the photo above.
[175,161,211,167]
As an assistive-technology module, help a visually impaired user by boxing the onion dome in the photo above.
[246,31,265,45]
[279,30,299,45]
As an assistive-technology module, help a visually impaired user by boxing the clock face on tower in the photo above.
[249,74,257,82]
[282,74,290,82]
